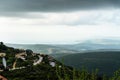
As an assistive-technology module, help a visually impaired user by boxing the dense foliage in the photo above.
[57,51,120,76]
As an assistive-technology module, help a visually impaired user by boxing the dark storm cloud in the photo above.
[0,0,120,16]
[0,12,46,18]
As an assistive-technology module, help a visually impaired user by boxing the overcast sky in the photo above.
[0,0,120,44]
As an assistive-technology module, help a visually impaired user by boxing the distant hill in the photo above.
[6,44,78,54]
[57,51,120,76]
[6,39,120,54]
[55,39,120,52]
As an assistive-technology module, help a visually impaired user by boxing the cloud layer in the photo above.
[0,0,120,16]
[1,10,120,25]
[0,0,120,44]
[0,25,120,44]
[1,0,120,11]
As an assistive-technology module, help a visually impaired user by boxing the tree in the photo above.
[0,42,4,45]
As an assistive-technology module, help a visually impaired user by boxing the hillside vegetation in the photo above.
[1,42,120,80]
[0,42,76,80]
[57,51,120,76]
